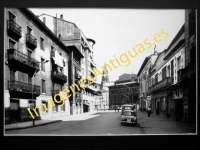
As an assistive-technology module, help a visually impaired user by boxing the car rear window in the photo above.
[123,111,136,116]
[123,106,135,110]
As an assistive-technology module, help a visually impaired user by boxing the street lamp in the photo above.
[122,84,133,104]
[32,59,49,126]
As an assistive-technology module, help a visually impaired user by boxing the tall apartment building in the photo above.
[38,13,100,115]
[4,8,71,124]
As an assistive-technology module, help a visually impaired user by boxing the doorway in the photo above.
[175,99,183,121]
[10,99,20,122]
[157,102,160,115]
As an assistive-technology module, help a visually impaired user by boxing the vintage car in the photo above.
[120,104,137,126]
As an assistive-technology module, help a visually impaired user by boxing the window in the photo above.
[10,69,15,81]
[41,79,46,93]
[41,58,45,71]
[162,66,166,79]
[177,56,181,71]
[52,105,58,113]
[9,39,16,49]
[9,11,16,22]
[28,75,32,84]
[40,37,44,50]
[51,46,55,57]
[61,103,65,111]
[27,26,32,34]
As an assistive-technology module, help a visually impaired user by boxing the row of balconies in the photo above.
[7,49,68,99]
[149,77,172,93]
[7,20,37,49]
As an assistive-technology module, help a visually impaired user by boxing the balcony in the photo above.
[7,49,40,75]
[8,80,40,99]
[52,71,67,83]
[26,33,37,49]
[177,65,196,83]
[149,77,172,93]
[73,59,81,68]
[7,20,22,40]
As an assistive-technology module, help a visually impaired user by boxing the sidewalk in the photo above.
[5,111,97,131]
[137,110,196,134]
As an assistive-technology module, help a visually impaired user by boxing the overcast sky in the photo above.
[30,8,185,83]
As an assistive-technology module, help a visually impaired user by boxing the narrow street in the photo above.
[5,110,195,135]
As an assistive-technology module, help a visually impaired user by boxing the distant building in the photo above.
[137,48,159,111]
[108,73,139,109]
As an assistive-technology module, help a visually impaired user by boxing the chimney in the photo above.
[154,45,157,55]
[60,14,63,20]
[43,17,46,25]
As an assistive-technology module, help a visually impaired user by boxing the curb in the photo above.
[5,120,62,131]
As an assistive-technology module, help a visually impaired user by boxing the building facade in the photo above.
[4,8,71,124]
[137,9,196,124]
[108,73,139,109]
[178,9,196,124]
[137,50,158,111]
[38,13,100,115]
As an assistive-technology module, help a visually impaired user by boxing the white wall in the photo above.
[151,47,185,84]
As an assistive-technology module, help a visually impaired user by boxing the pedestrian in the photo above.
[147,106,151,117]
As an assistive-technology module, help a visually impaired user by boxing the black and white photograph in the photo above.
[4,7,197,136]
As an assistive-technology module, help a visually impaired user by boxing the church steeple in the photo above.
[100,63,109,90]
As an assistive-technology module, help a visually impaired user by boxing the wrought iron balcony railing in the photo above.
[177,65,195,83]
[73,59,81,67]
[52,71,67,83]
[8,80,40,95]
[7,20,22,39]
[7,49,40,71]
[26,33,37,49]
[149,77,172,93]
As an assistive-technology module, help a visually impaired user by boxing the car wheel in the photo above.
[121,122,123,126]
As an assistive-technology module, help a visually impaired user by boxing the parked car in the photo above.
[120,104,137,126]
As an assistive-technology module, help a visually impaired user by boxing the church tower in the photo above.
[100,63,109,90]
